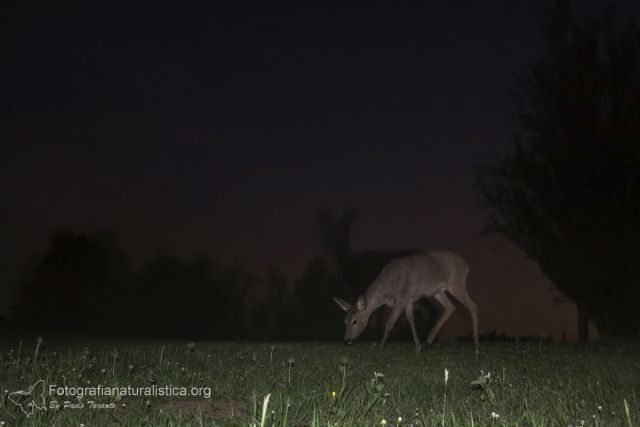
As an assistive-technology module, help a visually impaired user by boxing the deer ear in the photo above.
[333,297,352,312]
[356,295,367,311]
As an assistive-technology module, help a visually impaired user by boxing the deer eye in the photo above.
[352,320,357,326]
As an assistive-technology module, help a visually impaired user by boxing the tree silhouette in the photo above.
[12,230,255,338]
[244,267,288,340]
[12,229,132,331]
[288,257,345,340]
[476,1,640,339]
[104,254,250,339]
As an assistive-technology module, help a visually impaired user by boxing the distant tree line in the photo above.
[9,229,347,340]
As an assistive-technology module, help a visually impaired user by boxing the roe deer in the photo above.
[334,250,479,355]
[319,208,436,336]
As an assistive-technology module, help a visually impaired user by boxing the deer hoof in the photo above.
[415,345,422,354]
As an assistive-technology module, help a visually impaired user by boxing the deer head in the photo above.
[333,295,369,343]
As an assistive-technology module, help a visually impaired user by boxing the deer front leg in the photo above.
[405,303,422,353]
[426,293,455,347]
[378,305,403,353]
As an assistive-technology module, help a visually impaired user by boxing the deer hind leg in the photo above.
[404,303,422,353]
[448,282,480,355]
[426,292,455,346]
[378,305,403,353]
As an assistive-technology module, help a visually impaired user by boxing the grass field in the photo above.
[0,335,638,426]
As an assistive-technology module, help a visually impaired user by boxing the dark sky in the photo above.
[2,1,639,338]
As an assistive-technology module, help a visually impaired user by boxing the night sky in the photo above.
[3,1,639,339]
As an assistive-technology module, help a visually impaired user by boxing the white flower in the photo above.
[491,412,499,419]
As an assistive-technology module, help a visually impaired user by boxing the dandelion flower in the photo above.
[331,391,336,398]
[380,418,387,425]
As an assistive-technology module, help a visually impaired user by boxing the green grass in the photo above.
[0,336,638,426]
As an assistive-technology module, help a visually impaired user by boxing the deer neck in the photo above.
[361,288,387,318]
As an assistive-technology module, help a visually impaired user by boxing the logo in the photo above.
[8,380,47,418]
